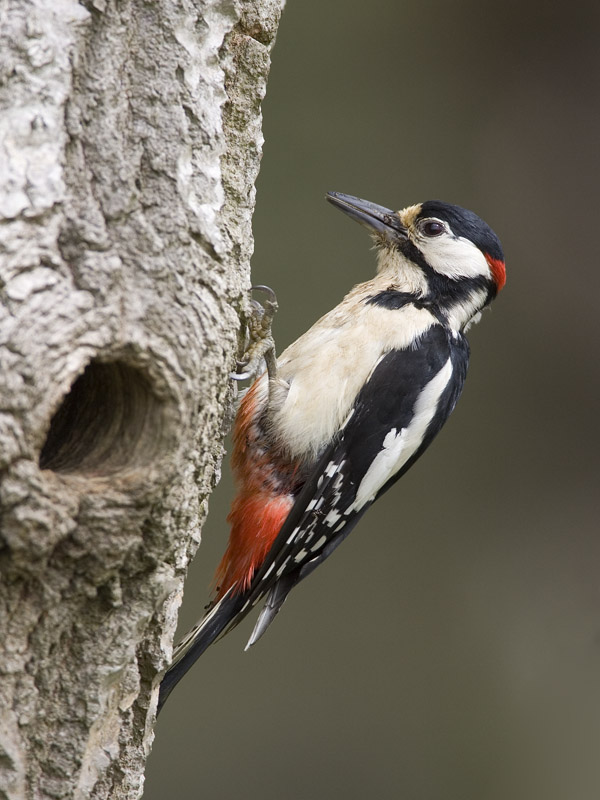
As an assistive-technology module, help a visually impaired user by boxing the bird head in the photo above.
[326,191,505,330]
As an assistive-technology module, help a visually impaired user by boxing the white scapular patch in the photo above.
[351,357,453,511]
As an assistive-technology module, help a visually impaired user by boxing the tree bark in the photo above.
[0,0,283,797]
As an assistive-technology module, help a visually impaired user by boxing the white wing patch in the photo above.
[350,357,454,512]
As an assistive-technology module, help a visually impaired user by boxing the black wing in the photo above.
[158,324,469,710]
[242,324,469,644]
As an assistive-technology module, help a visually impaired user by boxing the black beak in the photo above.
[326,192,408,242]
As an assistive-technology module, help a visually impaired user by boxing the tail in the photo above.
[244,572,298,650]
[157,590,246,714]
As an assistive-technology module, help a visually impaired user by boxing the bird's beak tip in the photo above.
[326,192,407,241]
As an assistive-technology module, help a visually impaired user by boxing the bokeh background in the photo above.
[146,1,600,798]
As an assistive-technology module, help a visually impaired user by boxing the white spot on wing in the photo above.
[261,562,275,580]
[325,509,342,527]
[276,558,290,577]
[287,528,300,544]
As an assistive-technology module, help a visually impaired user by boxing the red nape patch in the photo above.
[485,254,506,291]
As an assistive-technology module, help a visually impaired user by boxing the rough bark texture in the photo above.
[0,0,283,797]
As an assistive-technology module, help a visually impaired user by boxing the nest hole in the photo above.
[39,360,167,476]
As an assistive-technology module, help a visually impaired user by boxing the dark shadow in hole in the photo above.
[39,360,166,476]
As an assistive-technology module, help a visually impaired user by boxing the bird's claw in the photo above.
[232,285,278,383]
[230,368,253,381]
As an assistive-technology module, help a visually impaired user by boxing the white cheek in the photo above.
[421,235,490,281]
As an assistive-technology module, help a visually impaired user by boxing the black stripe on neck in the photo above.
[365,290,424,310]
[365,290,447,327]
[398,238,496,307]
[365,275,491,326]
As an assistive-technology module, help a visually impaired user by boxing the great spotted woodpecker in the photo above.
[158,192,505,712]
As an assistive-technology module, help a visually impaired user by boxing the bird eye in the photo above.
[420,219,446,237]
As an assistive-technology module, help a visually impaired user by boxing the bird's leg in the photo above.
[232,285,278,383]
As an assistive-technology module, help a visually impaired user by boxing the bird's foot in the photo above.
[232,285,278,382]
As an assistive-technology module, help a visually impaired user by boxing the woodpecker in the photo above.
[158,192,505,712]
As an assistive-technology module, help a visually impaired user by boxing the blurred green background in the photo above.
[146,1,600,797]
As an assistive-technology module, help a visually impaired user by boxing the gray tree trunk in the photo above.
[0,0,283,797]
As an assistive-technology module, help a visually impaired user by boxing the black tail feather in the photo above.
[157,591,246,714]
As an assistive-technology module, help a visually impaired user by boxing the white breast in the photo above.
[268,299,437,461]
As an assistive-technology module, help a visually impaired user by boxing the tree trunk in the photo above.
[0,0,283,797]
